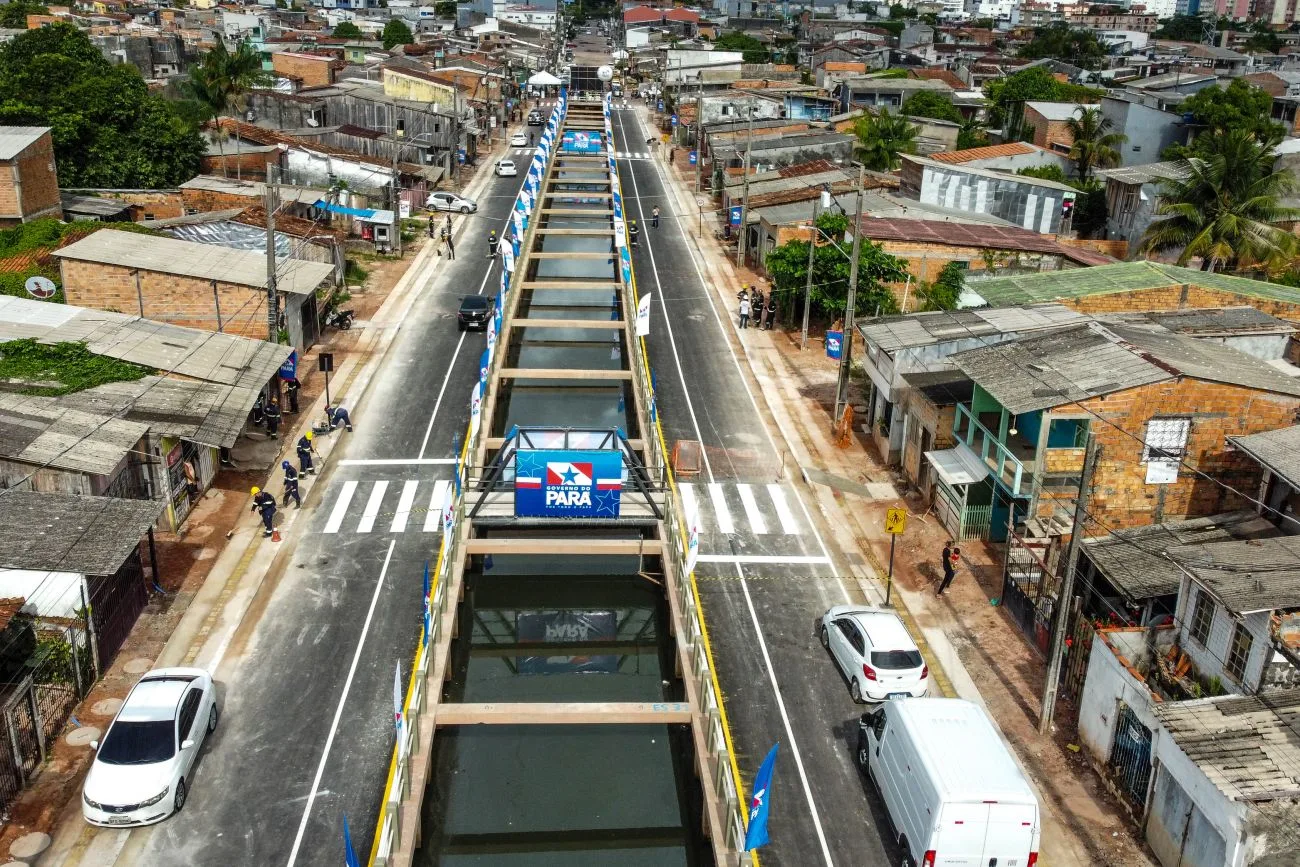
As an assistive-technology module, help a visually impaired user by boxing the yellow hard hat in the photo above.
[251,486,260,495]
[305,431,314,440]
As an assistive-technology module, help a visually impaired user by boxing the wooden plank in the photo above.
[520,279,619,289]
[543,192,613,199]
[528,251,613,259]
[462,538,664,555]
[435,702,692,725]
[538,208,614,215]
[534,229,615,236]
[507,318,626,329]
[483,436,645,449]
[497,367,633,379]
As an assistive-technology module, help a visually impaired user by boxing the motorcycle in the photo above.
[327,308,355,330]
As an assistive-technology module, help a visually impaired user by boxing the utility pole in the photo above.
[832,162,865,426]
[1039,432,1099,735]
[693,74,703,193]
[801,194,820,351]
[735,104,756,268]
[264,164,279,345]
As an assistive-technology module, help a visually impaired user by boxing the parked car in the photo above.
[857,698,1040,867]
[510,132,529,147]
[819,606,928,703]
[495,159,518,177]
[82,668,218,827]
[427,191,477,213]
[527,111,544,126]
[457,295,494,331]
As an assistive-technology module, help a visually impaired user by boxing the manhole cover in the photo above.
[91,698,123,717]
[122,658,154,674]
[10,831,50,859]
[66,726,101,747]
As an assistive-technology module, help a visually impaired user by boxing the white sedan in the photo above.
[510,132,530,147]
[427,191,478,213]
[819,606,929,703]
[495,159,518,177]
[82,668,218,827]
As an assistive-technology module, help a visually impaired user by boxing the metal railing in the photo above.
[953,403,1030,497]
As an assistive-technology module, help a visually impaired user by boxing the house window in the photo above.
[1189,586,1214,647]
[1226,622,1252,683]
[1143,417,1190,462]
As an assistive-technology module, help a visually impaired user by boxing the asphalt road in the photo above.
[89,164,529,867]
[610,106,900,867]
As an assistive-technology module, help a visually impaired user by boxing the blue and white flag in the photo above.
[393,663,404,739]
[479,348,490,384]
[343,816,361,867]
[423,560,432,642]
[486,315,497,356]
[745,743,779,851]
[469,380,482,439]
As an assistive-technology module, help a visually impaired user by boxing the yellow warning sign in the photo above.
[885,508,907,535]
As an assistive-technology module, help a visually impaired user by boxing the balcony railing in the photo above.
[953,403,1030,497]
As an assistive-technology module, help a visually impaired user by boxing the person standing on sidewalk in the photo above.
[264,396,282,439]
[284,376,300,414]
[297,430,317,475]
[738,293,751,329]
[441,224,456,260]
[250,487,277,538]
[937,544,961,596]
[281,461,301,508]
[764,295,778,330]
[651,206,660,228]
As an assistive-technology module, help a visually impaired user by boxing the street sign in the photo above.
[670,113,678,127]
[688,150,697,165]
[885,508,907,535]
[825,330,843,360]
[318,352,334,373]
[24,276,56,299]
[729,205,742,226]
[657,100,664,111]
[515,449,623,518]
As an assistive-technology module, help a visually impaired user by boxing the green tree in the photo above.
[713,30,768,63]
[1141,129,1299,272]
[1017,22,1107,69]
[0,24,203,187]
[1153,15,1205,41]
[1165,79,1283,158]
[434,0,457,16]
[0,1,47,28]
[1017,164,1069,183]
[332,21,363,38]
[853,108,918,171]
[764,211,909,318]
[917,262,963,311]
[957,115,989,150]
[1065,106,1125,179]
[187,39,272,176]
[900,89,962,124]
[1070,180,1108,239]
[984,66,1102,140]
[381,19,414,50]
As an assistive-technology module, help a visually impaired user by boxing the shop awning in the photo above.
[924,443,990,487]
[528,70,562,86]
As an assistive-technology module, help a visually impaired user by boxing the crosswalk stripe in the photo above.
[736,484,767,535]
[391,480,419,532]
[357,481,389,533]
[680,482,699,527]
[707,483,734,534]
[768,484,801,536]
[424,480,450,531]
[323,480,358,534]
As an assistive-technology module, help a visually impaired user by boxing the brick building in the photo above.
[1022,101,1088,154]
[271,51,345,90]
[0,127,62,227]
[52,229,335,350]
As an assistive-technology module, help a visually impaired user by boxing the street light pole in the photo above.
[801,196,818,351]
[833,162,865,427]
[735,104,755,268]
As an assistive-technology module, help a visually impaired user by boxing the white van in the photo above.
[857,698,1040,867]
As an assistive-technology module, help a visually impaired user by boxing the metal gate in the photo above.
[89,548,149,671]
[1059,602,1095,704]
[1109,702,1153,810]
[1001,531,1055,654]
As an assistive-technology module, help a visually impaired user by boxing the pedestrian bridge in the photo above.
[371,94,753,866]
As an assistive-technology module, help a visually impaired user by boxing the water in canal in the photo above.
[415,207,710,865]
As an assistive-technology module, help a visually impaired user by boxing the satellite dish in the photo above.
[25,276,56,299]
[597,65,614,81]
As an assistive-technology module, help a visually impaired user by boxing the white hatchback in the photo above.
[82,668,218,827]
[509,132,529,147]
[495,159,518,177]
[819,606,928,703]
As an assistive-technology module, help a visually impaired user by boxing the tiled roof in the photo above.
[855,217,1114,266]
[1229,425,1300,489]
[927,142,1038,164]
[910,68,966,89]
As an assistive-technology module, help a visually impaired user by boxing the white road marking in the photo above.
[285,539,397,867]
[425,480,450,531]
[736,484,767,535]
[679,482,699,528]
[338,458,459,466]
[615,108,837,867]
[697,554,832,565]
[707,483,734,534]
[322,480,358,534]
[391,480,419,532]
[768,483,801,535]
[357,481,389,533]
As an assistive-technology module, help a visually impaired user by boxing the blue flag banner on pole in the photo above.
[423,560,432,642]
[479,348,490,384]
[744,743,779,851]
[343,816,361,867]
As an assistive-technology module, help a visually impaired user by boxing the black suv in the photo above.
[527,110,543,126]
[457,295,494,331]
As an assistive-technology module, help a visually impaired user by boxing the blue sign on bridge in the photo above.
[515,449,623,518]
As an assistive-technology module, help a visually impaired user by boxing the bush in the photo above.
[0,338,153,395]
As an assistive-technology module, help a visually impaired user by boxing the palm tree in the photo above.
[187,40,271,178]
[1064,106,1125,180]
[1141,129,1300,272]
[853,108,918,172]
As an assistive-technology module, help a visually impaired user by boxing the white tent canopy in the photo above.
[528,71,562,86]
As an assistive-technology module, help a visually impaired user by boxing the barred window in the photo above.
[1226,623,1253,684]
[1143,417,1191,462]
[1189,587,1213,648]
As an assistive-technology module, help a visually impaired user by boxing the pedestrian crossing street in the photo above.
[315,477,810,538]
[612,151,651,160]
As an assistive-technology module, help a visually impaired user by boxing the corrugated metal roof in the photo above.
[1154,692,1300,802]
[1168,536,1300,613]
[0,492,164,575]
[855,217,1114,266]
[1113,323,1300,398]
[927,142,1038,164]
[1023,101,1087,121]
[52,230,334,295]
[1083,511,1279,603]
[1229,425,1300,488]
[0,397,149,475]
[1095,160,1187,186]
[859,303,1088,353]
[0,126,48,160]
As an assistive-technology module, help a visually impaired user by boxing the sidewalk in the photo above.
[647,108,1154,867]
[0,143,513,863]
